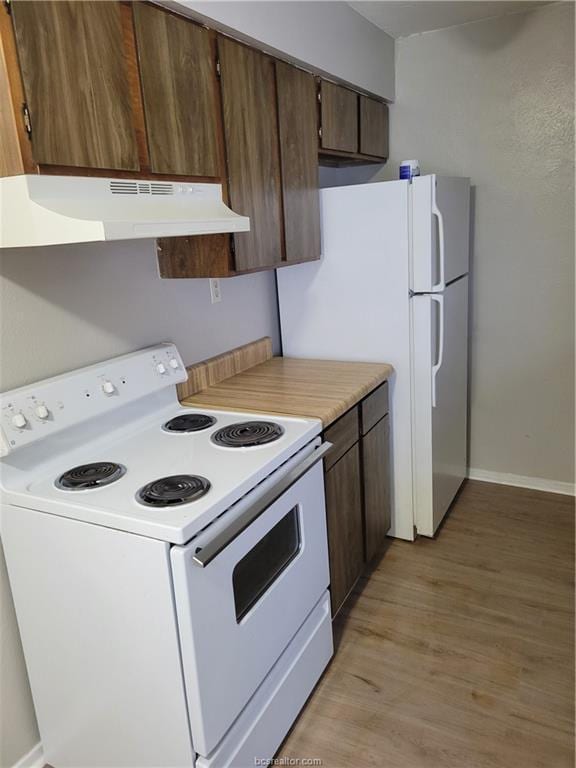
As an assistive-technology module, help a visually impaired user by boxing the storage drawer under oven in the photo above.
[197,591,332,768]
[170,443,331,757]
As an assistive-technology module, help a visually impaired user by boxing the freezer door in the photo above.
[411,175,470,292]
[411,276,469,536]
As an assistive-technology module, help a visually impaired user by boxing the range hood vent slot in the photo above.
[110,181,175,196]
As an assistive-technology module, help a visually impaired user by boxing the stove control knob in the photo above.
[102,381,116,395]
[156,363,167,375]
[35,405,50,420]
[11,412,27,429]
[169,358,180,370]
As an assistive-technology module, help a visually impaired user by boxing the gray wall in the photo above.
[334,3,575,487]
[0,240,280,390]
[389,2,574,486]
[0,240,279,767]
[165,0,395,100]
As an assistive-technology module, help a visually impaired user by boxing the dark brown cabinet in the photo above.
[10,0,139,171]
[319,79,389,165]
[319,81,358,154]
[360,382,391,563]
[133,4,223,178]
[362,414,391,562]
[322,381,391,616]
[360,96,389,159]
[159,51,322,277]
[2,1,386,275]
[218,37,284,272]
[324,443,364,615]
[276,62,321,264]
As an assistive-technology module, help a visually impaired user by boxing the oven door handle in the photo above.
[191,441,333,568]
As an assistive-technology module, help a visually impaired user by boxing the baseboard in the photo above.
[468,468,575,496]
[11,742,44,768]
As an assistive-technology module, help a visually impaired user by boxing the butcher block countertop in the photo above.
[179,341,393,428]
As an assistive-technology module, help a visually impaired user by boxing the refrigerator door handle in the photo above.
[431,294,444,407]
[431,196,446,293]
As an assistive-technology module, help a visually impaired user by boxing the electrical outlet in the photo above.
[209,278,222,304]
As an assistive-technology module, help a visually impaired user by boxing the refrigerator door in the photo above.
[411,175,470,292]
[277,181,416,542]
[411,275,469,536]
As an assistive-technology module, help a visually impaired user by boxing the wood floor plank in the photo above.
[279,480,575,768]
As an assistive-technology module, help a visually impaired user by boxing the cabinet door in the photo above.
[11,1,138,170]
[324,444,364,616]
[276,62,320,263]
[320,81,358,153]
[359,96,389,159]
[363,415,391,562]
[218,37,283,271]
[133,5,222,178]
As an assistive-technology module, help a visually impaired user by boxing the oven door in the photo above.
[170,440,331,758]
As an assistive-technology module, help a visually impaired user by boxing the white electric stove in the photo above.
[1,344,333,768]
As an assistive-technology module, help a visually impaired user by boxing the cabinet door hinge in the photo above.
[215,58,221,78]
[317,88,322,103]
[318,126,322,140]
[3,0,11,15]
[22,103,32,139]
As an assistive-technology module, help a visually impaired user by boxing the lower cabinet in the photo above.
[362,414,391,563]
[323,382,391,617]
[324,444,364,615]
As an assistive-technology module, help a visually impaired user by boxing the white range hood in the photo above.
[0,175,250,248]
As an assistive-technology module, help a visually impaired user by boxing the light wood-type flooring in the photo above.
[279,480,575,768]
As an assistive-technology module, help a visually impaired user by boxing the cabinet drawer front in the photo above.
[361,382,389,435]
[324,408,359,470]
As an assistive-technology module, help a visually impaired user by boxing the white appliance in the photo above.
[0,344,332,768]
[277,175,470,541]
[0,175,250,248]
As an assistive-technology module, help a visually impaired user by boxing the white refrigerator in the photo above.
[276,175,470,541]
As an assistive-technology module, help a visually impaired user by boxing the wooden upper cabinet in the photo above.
[320,81,358,153]
[319,79,389,164]
[360,96,389,159]
[10,1,139,171]
[218,37,283,271]
[276,62,320,264]
[133,5,222,178]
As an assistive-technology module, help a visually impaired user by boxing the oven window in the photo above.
[233,506,301,622]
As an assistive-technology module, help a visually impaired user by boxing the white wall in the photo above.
[0,239,279,767]
[163,0,395,100]
[0,240,280,390]
[333,3,575,488]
